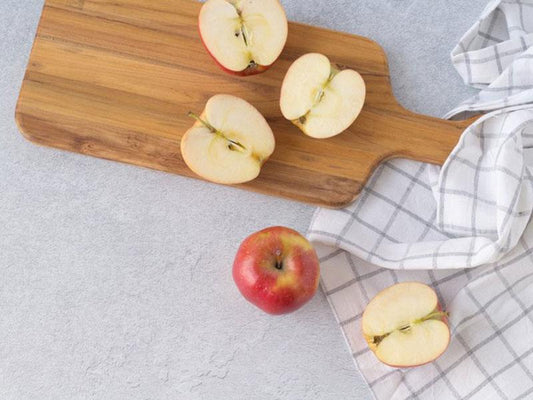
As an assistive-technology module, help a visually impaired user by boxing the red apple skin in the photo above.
[232,226,320,315]
[198,25,274,77]
[437,303,449,326]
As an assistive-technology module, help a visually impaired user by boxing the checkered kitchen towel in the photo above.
[308,1,533,399]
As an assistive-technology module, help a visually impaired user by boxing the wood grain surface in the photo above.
[16,0,473,208]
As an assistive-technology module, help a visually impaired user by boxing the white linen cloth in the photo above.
[308,1,533,398]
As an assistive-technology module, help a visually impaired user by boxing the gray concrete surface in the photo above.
[0,1,488,399]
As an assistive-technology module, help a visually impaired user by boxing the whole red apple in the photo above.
[232,226,320,315]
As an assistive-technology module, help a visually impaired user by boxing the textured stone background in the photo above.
[0,0,487,399]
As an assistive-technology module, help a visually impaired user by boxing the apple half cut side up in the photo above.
[180,94,275,185]
[199,0,288,76]
[280,53,366,139]
[362,282,450,368]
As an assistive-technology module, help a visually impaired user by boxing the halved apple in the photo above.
[181,94,275,185]
[362,282,450,368]
[280,53,366,139]
[199,0,288,76]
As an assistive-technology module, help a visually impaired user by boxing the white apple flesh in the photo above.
[362,282,450,368]
[199,0,288,75]
[280,53,366,139]
[180,94,275,185]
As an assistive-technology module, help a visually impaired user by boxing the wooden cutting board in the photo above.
[16,0,472,208]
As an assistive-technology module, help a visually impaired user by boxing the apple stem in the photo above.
[230,0,243,15]
[187,112,247,153]
[419,310,449,323]
[274,250,284,270]
[329,66,340,81]
[188,112,216,133]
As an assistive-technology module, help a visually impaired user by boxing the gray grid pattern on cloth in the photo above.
[308,1,533,399]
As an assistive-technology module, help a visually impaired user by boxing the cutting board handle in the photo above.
[365,108,479,166]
